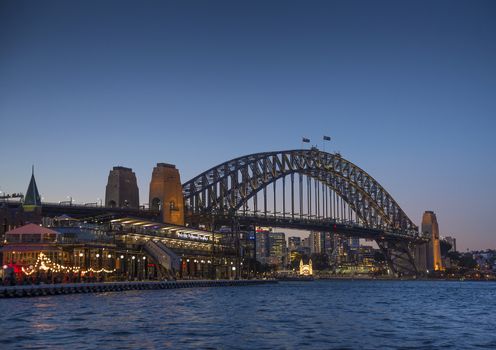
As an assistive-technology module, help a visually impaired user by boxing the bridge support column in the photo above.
[149,163,185,225]
[377,239,419,277]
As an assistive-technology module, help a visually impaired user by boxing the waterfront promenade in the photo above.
[0,279,277,298]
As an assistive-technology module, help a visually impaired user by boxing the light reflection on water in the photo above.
[0,281,495,349]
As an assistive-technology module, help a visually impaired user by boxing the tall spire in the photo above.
[24,166,41,206]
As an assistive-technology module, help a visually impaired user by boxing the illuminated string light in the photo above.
[21,252,116,276]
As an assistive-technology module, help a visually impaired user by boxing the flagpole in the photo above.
[323,136,331,153]
[302,137,310,149]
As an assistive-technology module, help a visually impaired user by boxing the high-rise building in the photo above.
[444,236,457,252]
[268,232,287,267]
[105,166,139,209]
[308,231,321,254]
[288,236,301,251]
[255,227,271,264]
[323,232,333,255]
[348,237,360,251]
[332,234,348,264]
[254,227,286,268]
[422,211,443,271]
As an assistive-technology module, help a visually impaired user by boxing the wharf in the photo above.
[0,279,277,298]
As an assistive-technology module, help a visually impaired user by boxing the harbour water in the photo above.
[1,280,495,349]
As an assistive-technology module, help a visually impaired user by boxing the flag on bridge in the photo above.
[323,135,331,141]
[302,137,310,143]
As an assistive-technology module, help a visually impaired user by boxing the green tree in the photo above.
[458,254,477,269]
[310,253,329,270]
[289,251,302,270]
[447,251,461,262]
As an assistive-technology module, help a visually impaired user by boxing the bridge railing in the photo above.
[41,201,157,212]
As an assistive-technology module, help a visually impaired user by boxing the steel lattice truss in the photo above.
[183,149,417,236]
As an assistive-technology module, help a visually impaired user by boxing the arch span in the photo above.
[182,149,417,236]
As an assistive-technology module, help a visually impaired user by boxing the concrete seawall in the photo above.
[0,279,278,298]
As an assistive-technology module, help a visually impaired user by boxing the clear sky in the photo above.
[1,0,495,251]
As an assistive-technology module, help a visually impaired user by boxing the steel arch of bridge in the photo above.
[182,149,418,236]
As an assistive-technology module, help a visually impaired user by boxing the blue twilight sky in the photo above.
[1,0,495,250]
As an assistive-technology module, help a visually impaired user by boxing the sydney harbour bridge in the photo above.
[38,149,426,276]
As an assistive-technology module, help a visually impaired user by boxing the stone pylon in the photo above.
[149,163,184,226]
[105,166,140,208]
[422,211,443,271]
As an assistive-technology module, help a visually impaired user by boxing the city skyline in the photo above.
[1,0,495,251]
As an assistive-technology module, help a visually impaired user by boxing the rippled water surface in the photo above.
[1,280,495,349]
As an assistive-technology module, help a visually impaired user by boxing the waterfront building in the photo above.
[2,224,60,273]
[1,168,240,283]
[422,211,443,271]
[105,166,139,209]
[1,221,124,282]
[299,258,313,275]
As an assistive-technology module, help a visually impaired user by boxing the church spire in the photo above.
[24,166,41,206]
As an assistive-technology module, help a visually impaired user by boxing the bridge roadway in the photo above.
[188,212,423,242]
[40,202,161,220]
